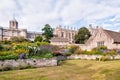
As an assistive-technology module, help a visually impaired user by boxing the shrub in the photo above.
[100,55,110,61]
[99,46,107,50]
[0,44,4,51]
[0,54,18,60]
[10,36,30,43]
[1,40,11,44]
[14,49,28,55]
[106,50,117,55]
[83,50,103,55]
[0,51,13,56]
[3,45,12,51]
[36,42,50,46]
[69,45,79,54]
[74,49,83,54]
[34,36,43,42]
[92,46,107,51]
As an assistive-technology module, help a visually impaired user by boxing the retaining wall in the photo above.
[0,58,57,71]
[67,55,120,60]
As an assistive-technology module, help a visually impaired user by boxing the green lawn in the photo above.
[0,60,120,80]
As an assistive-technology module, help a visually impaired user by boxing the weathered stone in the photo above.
[0,58,57,71]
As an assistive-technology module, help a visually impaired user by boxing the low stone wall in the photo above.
[67,55,120,60]
[0,58,57,71]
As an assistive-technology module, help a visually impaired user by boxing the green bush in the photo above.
[1,40,11,44]
[36,42,50,46]
[74,49,83,54]
[83,50,103,55]
[30,53,53,59]
[69,45,79,54]
[0,54,18,60]
[106,50,117,55]
[92,46,107,51]
[0,51,13,56]
[0,44,4,51]
[99,46,107,50]
[64,52,72,56]
[100,55,110,61]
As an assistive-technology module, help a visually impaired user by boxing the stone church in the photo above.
[50,25,77,45]
[0,18,41,41]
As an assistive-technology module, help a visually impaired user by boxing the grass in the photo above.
[0,60,120,80]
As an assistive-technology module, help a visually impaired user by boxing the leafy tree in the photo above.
[74,27,91,44]
[42,24,53,42]
[34,36,43,42]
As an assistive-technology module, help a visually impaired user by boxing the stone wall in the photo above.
[0,58,57,71]
[67,55,120,60]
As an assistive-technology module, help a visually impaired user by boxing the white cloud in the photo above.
[0,0,120,32]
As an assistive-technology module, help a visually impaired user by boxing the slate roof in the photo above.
[104,30,120,43]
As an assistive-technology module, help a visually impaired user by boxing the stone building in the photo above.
[81,26,120,50]
[0,18,41,41]
[50,25,77,45]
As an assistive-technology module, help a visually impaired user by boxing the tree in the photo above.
[74,27,91,44]
[34,36,43,42]
[42,24,53,42]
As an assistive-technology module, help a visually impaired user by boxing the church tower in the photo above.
[9,17,18,30]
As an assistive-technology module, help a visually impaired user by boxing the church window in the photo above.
[72,33,74,39]
[61,32,64,37]
[97,41,104,47]
[69,33,71,39]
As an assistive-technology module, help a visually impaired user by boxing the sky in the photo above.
[0,0,120,32]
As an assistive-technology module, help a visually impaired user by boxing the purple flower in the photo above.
[101,50,109,53]
[19,53,24,59]
[116,50,120,53]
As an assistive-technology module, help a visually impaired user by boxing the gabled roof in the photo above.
[104,30,120,43]
[50,37,69,42]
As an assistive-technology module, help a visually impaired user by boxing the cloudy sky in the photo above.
[0,0,120,32]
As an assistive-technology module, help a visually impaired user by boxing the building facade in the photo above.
[0,18,41,41]
[81,26,120,50]
[51,25,77,45]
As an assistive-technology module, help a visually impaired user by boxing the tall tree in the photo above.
[74,27,91,44]
[34,36,43,42]
[42,24,53,42]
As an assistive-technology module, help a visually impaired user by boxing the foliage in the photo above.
[74,49,83,54]
[35,41,50,46]
[42,24,53,42]
[106,50,117,55]
[34,36,43,42]
[74,27,91,44]
[92,46,107,51]
[0,54,18,60]
[100,55,110,61]
[14,49,28,55]
[10,36,30,43]
[0,44,4,51]
[83,50,103,55]
[0,40,11,44]
[0,51,13,56]
[99,46,107,50]
[27,44,58,58]
[69,45,79,54]
[30,53,53,59]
